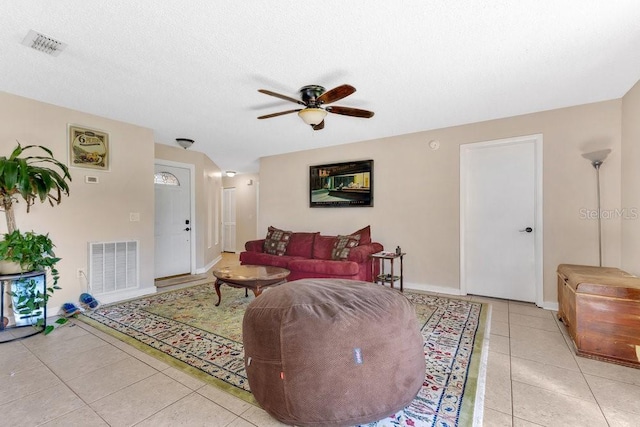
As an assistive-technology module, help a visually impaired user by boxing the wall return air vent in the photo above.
[21,30,67,56]
[89,241,139,296]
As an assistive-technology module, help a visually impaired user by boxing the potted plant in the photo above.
[0,142,71,332]
[0,229,61,282]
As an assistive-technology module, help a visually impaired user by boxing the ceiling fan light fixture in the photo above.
[257,84,374,129]
[298,108,327,126]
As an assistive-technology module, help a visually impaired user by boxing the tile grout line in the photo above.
[514,306,614,426]
[562,320,613,426]
[77,321,260,424]
[53,325,185,424]
[22,335,113,427]
[129,390,202,427]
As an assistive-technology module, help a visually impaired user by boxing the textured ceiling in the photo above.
[2,1,640,173]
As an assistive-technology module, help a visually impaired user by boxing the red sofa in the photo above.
[239,226,383,282]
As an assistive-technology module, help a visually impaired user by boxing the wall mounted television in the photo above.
[310,160,373,207]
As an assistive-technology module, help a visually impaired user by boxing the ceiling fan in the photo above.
[257,84,374,130]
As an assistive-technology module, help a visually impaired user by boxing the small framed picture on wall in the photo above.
[68,124,109,170]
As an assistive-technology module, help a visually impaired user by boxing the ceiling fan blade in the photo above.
[258,89,305,106]
[257,109,302,119]
[313,120,325,131]
[326,105,374,118]
[317,84,356,105]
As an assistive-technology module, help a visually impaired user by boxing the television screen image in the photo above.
[310,160,373,207]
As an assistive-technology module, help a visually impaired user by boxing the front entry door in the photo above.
[461,135,542,303]
[155,164,192,278]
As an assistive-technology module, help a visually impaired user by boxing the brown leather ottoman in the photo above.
[242,278,425,426]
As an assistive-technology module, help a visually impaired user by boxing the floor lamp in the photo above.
[581,149,611,267]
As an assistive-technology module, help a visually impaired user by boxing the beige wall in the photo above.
[259,100,623,306]
[0,92,223,312]
[3,86,634,311]
[222,173,259,252]
[155,144,223,271]
[0,91,155,309]
[622,80,640,275]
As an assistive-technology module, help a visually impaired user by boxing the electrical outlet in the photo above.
[77,268,85,278]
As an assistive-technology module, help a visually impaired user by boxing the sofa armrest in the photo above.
[245,239,265,252]
[347,242,384,263]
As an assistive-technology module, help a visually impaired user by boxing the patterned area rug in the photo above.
[80,284,490,427]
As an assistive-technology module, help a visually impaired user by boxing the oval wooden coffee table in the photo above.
[212,265,290,306]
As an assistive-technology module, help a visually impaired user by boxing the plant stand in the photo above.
[0,270,46,343]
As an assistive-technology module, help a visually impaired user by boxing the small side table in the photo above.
[371,251,405,292]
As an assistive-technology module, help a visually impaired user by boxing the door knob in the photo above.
[184,227,190,231]
[519,227,533,233]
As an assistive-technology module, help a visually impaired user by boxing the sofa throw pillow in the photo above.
[264,226,292,256]
[351,225,372,245]
[331,234,361,260]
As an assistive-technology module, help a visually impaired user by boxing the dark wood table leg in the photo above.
[214,279,223,307]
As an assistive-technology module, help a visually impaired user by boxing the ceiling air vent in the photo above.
[21,30,67,56]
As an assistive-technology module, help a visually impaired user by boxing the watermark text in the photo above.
[579,208,638,220]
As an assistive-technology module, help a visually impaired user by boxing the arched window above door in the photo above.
[154,171,180,186]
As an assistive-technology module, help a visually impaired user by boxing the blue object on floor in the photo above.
[79,293,99,309]
[61,302,82,317]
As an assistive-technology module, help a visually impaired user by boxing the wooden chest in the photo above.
[557,264,640,368]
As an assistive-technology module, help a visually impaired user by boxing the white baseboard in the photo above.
[404,282,560,311]
[48,287,155,318]
[196,255,221,274]
[93,287,156,305]
[404,282,465,296]
[47,305,62,318]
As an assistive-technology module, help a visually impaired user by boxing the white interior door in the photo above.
[222,187,236,252]
[461,135,542,303]
[155,164,192,278]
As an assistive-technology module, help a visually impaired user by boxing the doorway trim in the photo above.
[154,159,196,274]
[459,134,544,306]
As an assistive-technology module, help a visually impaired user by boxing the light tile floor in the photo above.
[473,295,640,427]
[2,263,640,426]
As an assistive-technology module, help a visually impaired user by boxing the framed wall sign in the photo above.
[310,159,374,207]
[68,125,109,170]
